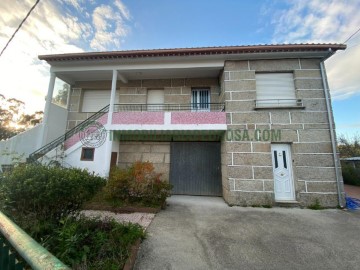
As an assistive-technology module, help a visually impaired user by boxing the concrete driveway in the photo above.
[134,195,360,270]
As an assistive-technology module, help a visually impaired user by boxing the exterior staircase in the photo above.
[27,105,109,164]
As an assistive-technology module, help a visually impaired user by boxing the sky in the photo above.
[0,0,359,137]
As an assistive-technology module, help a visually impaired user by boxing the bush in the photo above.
[43,215,145,270]
[0,164,145,269]
[342,163,360,186]
[1,164,106,223]
[105,161,172,207]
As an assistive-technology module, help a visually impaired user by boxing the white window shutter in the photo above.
[147,90,164,111]
[147,90,164,104]
[82,90,119,112]
[256,73,296,107]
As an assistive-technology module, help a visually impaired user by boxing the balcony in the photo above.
[110,103,226,129]
[63,103,226,150]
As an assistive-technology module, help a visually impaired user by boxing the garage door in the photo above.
[170,142,222,196]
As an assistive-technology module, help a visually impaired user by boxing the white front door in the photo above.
[271,144,295,201]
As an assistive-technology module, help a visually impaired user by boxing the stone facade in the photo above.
[221,59,343,207]
[65,60,343,208]
[118,141,170,180]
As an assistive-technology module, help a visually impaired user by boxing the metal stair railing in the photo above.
[28,105,109,163]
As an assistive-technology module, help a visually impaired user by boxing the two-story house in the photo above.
[0,44,346,207]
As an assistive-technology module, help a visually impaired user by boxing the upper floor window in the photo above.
[192,88,210,111]
[81,90,119,113]
[255,73,299,108]
[52,78,70,108]
[147,89,164,111]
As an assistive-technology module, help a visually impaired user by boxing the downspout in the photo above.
[320,49,344,208]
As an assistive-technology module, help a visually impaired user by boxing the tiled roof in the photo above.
[38,43,346,62]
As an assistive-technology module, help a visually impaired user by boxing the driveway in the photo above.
[134,195,360,270]
[345,184,360,200]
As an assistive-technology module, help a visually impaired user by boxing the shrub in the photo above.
[341,163,360,186]
[0,164,145,269]
[43,215,145,270]
[1,164,106,224]
[105,161,172,207]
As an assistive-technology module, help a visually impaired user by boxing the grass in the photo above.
[307,199,324,210]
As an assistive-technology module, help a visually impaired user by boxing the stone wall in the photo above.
[118,141,170,181]
[221,59,342,207]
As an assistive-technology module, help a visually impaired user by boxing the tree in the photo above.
[0,94,43,140]
[337,134,360,158]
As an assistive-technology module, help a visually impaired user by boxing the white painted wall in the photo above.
[0,103,68,171]
[0,124,43,168]
[45,103,68,144]
[64,140,111,177]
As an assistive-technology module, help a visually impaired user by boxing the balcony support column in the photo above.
[41,72,56,146]
[104,70,118,177]
[107,70,118,125]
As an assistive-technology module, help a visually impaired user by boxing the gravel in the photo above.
[82,210,155,229]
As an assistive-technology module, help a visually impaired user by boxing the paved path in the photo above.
[134,195,360,270]
[82,210,155,229]
[344,184,360,199]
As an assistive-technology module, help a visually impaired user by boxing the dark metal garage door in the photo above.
[170,142,222,196]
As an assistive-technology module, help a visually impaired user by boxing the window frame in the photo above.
[147,89,165,111]
[191,88,210,112]
[81,147,95,161]
[255,72,303,109]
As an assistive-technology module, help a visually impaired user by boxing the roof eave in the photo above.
[38,44,347,63]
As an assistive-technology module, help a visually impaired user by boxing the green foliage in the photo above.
[105,161,172,207]
[42,215,144,270]
[0,164,145,269]
[342,163,360,186]
[338,133,360,158]
[307,199,324,210]
[1,164,106,224]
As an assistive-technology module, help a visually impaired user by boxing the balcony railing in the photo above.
[114,103,225,112]
[0,211,70,270]
[255,99,304,108]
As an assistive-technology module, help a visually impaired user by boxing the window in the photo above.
[52,78,70,108]
[81,90,119,112]
[255,73,298,108]
[192,89,210,111]
[81,148,95,161]
[147,90,164,111]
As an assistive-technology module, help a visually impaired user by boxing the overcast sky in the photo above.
[0,0,359,136]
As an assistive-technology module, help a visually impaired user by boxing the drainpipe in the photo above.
[320,50,344,208]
